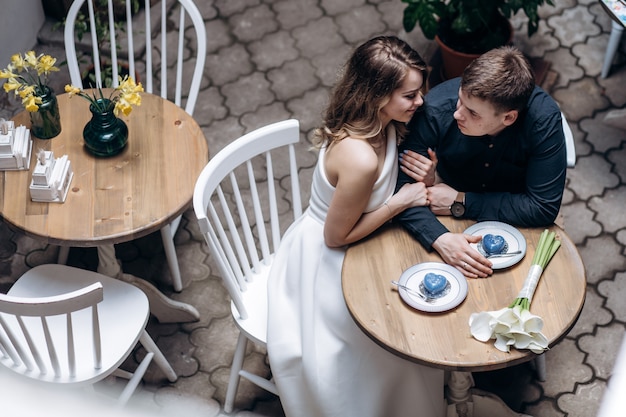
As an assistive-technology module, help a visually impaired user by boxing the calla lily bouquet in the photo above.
[469,229,561,354]
[0,51,59,112]
[65,75,144,117]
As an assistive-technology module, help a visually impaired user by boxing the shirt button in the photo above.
[485,163,490,168]
[489,144,494,148]
[482,184,486,188]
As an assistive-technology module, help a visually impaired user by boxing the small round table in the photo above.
[342,219,586,416]
[1,91,209,323]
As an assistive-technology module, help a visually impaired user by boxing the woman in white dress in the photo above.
[267,36,444,417]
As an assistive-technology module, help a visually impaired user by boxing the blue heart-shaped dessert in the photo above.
[423,272,448,295]
[482,234,506,255]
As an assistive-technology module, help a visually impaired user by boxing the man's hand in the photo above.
[427,183,459,215]
[432,232,493,278]
[399,148,438,186]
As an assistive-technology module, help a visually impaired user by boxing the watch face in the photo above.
[451,202,465,218]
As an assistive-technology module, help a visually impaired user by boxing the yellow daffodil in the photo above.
[22,94,42,112]
[1,50,60,112]
[37,55,58,75]
[10,53,26,72]
[65,75,144,117]
[3,78,21,93]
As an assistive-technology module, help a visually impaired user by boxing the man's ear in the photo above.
[502,110,518,126]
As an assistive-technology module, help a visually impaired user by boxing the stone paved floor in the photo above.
[1,0,626,416]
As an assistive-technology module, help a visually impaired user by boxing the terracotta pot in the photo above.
[435,20,514,80]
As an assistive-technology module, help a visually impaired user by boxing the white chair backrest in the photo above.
[561,111,576,168]
[193,119,303,320]
[64,0,206,115]
[0,283,103,381]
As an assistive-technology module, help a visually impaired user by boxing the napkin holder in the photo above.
[29,151,73,203]
[0,120,15,154]
[0,120,32,170]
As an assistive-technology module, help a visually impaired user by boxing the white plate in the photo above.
[397,262,468,313]
[464,221,527,269]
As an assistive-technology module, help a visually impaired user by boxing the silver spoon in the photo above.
[390,280,435,303]
[485,250,523,259]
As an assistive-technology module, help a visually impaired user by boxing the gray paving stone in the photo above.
[205,19,235,54]
[566,289,613,338]
[267,58,320,101]
[589,187,626,233]
[578,235,626,284]
[580,111,626,153]
[580,323,626,379]
[561,201,602,245]
[215,0,261,18]
[573,34,610,78]
[515,20,560,58]
[206,43,254,86]
[541,338,593,396]
[548,6,602,48]
[552,78,609,122]
[292,16,344,58]
[566,153,619,200]
[557,379,605,417]
[273,0,323,31]
[335,4,387,44]
[546,46,585,89]
[222,72,275,116]
[249,31,299,71]
[230,4,279,43]
[599,272,626,322]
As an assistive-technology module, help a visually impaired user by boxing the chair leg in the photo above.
[139,330,177,382]
[602,20,624,78]
[117,351,154,406]
[224,332,248,414]
[160,223,183,292]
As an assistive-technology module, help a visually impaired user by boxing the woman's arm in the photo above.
[323,138,428,247]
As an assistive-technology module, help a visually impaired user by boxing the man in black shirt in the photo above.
[396,46,566,278]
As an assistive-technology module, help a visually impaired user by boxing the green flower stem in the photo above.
[510,229,561,310]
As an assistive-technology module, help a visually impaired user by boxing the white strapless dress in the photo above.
[267,126,444,417]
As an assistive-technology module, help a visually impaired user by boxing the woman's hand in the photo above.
[392,181,429,210]
[399,148,438,186]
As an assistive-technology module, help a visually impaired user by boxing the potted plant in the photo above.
[401,0,554,79]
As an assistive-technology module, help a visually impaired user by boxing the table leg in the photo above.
[96,245,200,323]
[601,20,624,78]
[445,371,533,417]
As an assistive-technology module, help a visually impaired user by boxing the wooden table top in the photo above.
[342,218,586,372]
[0,91,209,247]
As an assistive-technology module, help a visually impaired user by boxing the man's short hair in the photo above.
[461,46,535,114]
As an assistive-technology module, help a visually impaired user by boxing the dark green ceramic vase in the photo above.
[30,86,62,139]
[83,99,128,157]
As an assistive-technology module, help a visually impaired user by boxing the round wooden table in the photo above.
[1,91,209,323]
[342,218,586,416]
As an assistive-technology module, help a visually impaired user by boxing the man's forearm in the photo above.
[394,206,449,250]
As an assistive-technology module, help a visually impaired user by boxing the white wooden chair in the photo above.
[531,111,576,382]
[0,264,177,405]
[193,119,303,413]
[562,111,576,168]
[63,0,207,292]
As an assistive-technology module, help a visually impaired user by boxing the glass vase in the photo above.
[29,86,62,139]
[83,99,128,157]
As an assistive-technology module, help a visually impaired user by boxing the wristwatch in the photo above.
[450,192,466,218]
